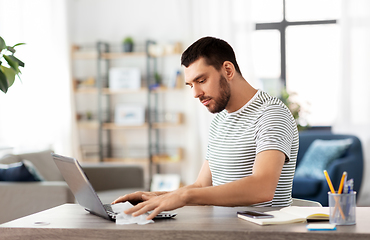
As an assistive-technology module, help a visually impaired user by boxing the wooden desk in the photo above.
[1,204,370,240]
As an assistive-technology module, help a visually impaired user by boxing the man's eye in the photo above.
[199,79,205,84]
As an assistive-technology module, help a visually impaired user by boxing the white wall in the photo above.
[334,0,370,206]
[67,0,194,46]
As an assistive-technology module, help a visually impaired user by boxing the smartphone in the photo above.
[237,210,274,219]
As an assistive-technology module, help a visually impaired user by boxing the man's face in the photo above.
[184,58,231,113]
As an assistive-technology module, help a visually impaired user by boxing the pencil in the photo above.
[338,171,347,194]
[323,170,336,194]
[324,170,345,220]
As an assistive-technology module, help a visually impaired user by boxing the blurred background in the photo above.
[0,0,370,204]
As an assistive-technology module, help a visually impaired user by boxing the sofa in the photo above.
[0,150,144,224]
[292,131,364,206]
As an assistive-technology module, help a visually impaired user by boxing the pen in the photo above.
[343,173,348,194]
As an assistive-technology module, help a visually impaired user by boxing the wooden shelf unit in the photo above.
[72,41,185,188]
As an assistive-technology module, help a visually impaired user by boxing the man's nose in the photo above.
[193,85,203,98]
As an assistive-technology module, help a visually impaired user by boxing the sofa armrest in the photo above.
[0,181,74,224]
[327,155,363,194]
[81,164,144,192]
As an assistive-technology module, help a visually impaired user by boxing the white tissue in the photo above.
[111,202,154,225]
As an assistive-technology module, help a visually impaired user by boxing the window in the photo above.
[251,0,341,126]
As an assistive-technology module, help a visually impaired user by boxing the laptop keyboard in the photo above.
[103,204,117,219]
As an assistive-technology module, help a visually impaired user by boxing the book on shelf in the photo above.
[237,206,329,226]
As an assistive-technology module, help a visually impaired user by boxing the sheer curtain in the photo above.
[0,0,75,156]
[333,0,370,205]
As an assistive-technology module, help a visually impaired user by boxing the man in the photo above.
[113,36,299,220]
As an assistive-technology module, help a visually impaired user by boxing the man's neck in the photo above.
[225,77,257,113]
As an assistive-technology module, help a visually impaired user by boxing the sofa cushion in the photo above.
[0,150,64,181]
[295,138,353,179]
[0,154,21,164]
[0,160,43,182]
[292,177,323,197]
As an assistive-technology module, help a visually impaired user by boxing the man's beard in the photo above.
[200,75,231,114]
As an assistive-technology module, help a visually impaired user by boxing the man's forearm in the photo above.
[182,175,271,207]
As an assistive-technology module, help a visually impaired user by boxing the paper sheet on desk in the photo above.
[111,202,154,225]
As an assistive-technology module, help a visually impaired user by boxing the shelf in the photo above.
[152,122,182,129]
[152,148,183,164]
[78,121,99,129]
[150,86,184,93]
[102,149,182,164]
[102,88,148,94]
[72,51,146,60]
[72,51,98,60]
[103,157,149,163]
[74,87,184,94]
[101,52,147,59]
[75,88,98,94]
[102,123,148,130]
[77,122,183,130]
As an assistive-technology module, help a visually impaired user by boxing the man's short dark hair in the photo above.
[181,36,242,75]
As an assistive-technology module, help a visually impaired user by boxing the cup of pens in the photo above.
[324,170,356,225]
[328,192,356,225]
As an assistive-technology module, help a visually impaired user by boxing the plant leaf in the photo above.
[12,43,26,48]
[11,56,24,67]
[3,55,19,73]
[0,37,6,51]
[0,69,9,93]
[1,66,16,87]
[7,46,15,54]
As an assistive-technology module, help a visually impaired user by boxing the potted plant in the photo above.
[280,88,309,131]
[122,37,134,52]
[0,36,25,93]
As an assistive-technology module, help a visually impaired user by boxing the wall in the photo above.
[334,0,370,206]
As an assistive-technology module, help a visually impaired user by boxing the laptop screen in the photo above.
[52,153,110,220]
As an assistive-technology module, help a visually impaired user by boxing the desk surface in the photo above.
[1,204,370,240]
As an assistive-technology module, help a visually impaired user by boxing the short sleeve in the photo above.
[254,104,296,162]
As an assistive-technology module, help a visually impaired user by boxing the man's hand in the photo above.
[124,188,189,220]
[112,191,164,206]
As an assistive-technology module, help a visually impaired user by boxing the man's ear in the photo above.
[223,61,235,81]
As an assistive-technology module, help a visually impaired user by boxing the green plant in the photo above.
[280,88,309,131]
[154,72,161,84]
[0,36,25,93]
[122,37,134,44]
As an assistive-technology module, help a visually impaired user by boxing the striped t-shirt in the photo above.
[206,90,299,207]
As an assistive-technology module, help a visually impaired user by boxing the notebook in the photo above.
[237,206,329,226]
[51,153,176,221]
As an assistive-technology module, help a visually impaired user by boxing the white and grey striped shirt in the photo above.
[206,90,299,207]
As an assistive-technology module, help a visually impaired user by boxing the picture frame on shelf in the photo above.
[114,104,145,126]
[109,67,141,90]
[150,174,181,192]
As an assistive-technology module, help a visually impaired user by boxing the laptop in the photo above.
[52,153,176,221]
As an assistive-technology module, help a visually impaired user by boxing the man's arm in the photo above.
[125,150,285,220]
[185,150,285,206]
[112,160,212,204]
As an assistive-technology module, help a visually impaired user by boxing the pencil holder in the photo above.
[328,191,356,225]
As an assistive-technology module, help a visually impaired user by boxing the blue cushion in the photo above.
[0,160,43,182]
[292,177,323,197]
[295,138,353,179]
